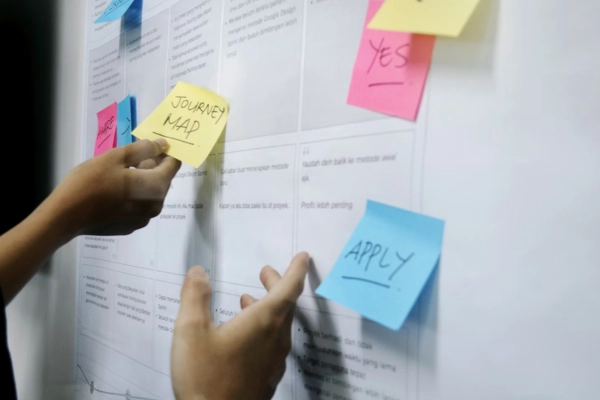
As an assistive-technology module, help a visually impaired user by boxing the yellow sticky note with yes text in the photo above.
[368,0,480,38]
[132,82,228,168]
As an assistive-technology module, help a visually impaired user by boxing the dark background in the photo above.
[0,0,55,235]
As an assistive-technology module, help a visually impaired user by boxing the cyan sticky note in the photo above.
[95,0,135,23]
[316,200,444,330]
[117,95,133,147]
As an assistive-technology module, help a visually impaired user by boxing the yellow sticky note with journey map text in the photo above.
[368,0,480,38]
[133,82,228,168]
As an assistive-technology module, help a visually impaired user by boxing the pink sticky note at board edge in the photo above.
[347,0,436,121]
[94,102,118,157]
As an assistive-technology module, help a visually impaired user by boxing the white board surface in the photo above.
[71,1,600,399]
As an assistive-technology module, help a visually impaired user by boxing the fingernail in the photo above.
[155,138,168,151]
[188,266,208,278]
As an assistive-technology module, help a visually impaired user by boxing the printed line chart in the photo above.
[77,364,159,400]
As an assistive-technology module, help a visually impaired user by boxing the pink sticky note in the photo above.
[94,102,118,157]
[347,1,436,121]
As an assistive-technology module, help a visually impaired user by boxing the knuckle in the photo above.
[144,183,165,200]
[257,311,276,331]
[266,306,288,328]
[139,139,154,153]
[148,202,163,218]
[273,297,296,316]
[122,145,132,161]
[173,316,198,334]
[186,274,206,291]
[198,282,212,298]
[104,146,122,162]
[184,274,212,298]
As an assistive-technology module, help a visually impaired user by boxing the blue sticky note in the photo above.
[117,95,132,147]
[130,95,138,143]
[94,0,135,23]
[316,200,445,330]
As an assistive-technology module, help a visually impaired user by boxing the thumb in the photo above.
[177,267,214,330]
[120,138,168,167]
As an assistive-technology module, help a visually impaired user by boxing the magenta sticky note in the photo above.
[347,1,436,121]
[94,102,118,157]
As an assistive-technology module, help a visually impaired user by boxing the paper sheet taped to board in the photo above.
[78,1,427,399]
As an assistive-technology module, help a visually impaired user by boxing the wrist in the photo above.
[34,190,82,246]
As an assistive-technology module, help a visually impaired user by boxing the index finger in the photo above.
[267,252,309,303]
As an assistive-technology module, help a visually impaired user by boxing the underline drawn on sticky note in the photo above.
[132,81,229,168]
[94,102,118,157]
[95,0,135,23]
[316,200,445,330]
[368,0,480,38]
[117,95,133,147]
[347,0,436,121]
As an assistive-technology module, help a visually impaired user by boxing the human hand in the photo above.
[49,138,181,238]
[171,252,310,400]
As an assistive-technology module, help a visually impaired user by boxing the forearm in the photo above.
[0,139,179,304]
[0,194,76,304]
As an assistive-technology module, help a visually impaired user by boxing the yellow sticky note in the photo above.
[132,82,228,168]
[368,0,480,38]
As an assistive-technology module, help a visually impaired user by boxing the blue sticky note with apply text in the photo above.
[316,200,444,330]
[95,0,135,23]
[117,95,133,147]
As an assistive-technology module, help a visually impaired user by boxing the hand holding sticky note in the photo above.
[132,82,228,168]
[368,0,480,38]
[316,200,444,330]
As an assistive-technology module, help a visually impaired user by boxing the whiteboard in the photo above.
[69,0,600,399]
